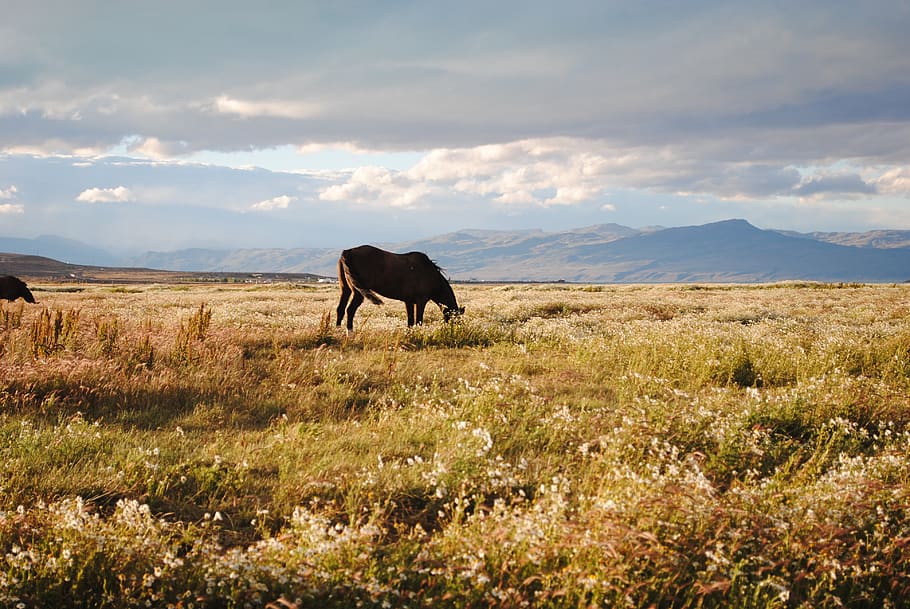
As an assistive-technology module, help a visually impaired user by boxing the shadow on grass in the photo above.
[1,377,286,430]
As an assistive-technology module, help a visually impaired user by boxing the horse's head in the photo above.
[443,306,465,322]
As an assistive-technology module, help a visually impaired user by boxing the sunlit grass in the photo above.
[1,282,909,607]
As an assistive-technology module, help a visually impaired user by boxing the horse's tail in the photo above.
[337,257,349,291]
[339,251,383,305]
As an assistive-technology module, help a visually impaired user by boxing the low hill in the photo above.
[0,253,328,284]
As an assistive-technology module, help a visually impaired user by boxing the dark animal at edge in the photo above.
[336,245,464,331]
[0,275,37,303]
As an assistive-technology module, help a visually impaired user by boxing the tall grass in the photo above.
[1,282,909,607]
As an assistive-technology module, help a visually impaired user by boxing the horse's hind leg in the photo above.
[336,285,351,327]
[345,291,364,331]
[405,302,416,327]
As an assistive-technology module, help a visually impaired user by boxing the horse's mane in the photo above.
[408,251,444,274]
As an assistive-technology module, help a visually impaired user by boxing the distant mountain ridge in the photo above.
[399,219,910,282]
[778,229,910,249]
[0,235,120,267]
[3,220,910,283]
[131,247,337,275]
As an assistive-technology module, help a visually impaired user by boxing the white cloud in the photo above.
[250,194,297,211]
[0,203,24,214]
[76,186,135,203]
[1,142,109,157]
[318,136,902,211]
[297,142,371,155]
[546,185,603,206]
[320,166,433,208]
[874,167,910,195]
[127,137,192,159]
[0,185,24,214]
[318,140,616,209]
[214,96,319,119]
[319,139,669,209]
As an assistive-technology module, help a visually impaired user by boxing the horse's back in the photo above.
[340,245,443,301]
[342,245,390,275]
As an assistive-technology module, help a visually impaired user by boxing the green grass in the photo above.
[1,283,909,607]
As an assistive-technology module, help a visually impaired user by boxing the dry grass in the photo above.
[1,281,909,607]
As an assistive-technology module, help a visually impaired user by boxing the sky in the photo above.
[2,1,910,254]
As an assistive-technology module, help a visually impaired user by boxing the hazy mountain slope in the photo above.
[127,225,640,277]
[395,224,643,278]
[562,219,910,282]
[130,247,339,275]
[389,219,910,282]
[5,221,910,282]
[0,235,120,266]
[801,230,910,249]
[390,219,910,282]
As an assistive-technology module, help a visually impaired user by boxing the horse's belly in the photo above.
[374,286,416,302]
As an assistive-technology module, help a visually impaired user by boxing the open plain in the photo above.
[1,281,909,608]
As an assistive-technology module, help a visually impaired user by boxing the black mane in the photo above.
[407,251,444,273]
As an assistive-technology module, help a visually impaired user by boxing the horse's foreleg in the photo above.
[346,292,364,331]
[406,302,416,327]
[336,285,352,327]
[415,301,428,325]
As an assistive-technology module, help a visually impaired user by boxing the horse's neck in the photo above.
[433,279,457,308]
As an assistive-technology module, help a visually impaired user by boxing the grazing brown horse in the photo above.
[336,245,464,331]
[0,275,37,303]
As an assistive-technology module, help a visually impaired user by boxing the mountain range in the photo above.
[3,219,910,283]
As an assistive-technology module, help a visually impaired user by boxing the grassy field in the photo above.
[1,281,909,608]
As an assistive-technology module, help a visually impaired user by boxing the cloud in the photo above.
[2,3,909,158]
[320,140,614,208]
[319,138,826,209]
[250,194,297,211]
[548,185,603,206]
[213,96,319,120]
[0,185,24,214]
[320,166,433,208]
[793,173,877,199]
[679,164,803,200]
[127,137,192,159]
[874,166,910,195]
[2,3,910,243]
[76,186,135,203]
[297,142,373,155]
[0,203,24,214]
